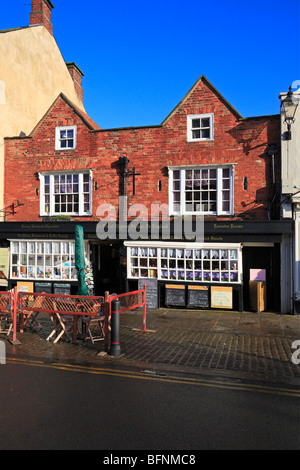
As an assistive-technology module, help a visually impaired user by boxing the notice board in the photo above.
[187,285,209,308]
[138,278,158,309]
[165,284,186,307]
[210,286,233,309]
[17,282,34,293]
[35,282,52,294]
[54,283,71,296]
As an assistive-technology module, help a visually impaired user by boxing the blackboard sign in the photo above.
[35,282,52,294]
[54,283,71,296]
[165,284,186,307]
[138,278,158,309]
[187,285,209,308]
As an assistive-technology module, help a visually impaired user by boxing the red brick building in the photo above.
[2,76,293,311]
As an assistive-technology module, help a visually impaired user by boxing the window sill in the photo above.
[186,139,214,143]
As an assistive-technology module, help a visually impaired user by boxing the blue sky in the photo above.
[1,0,300,128]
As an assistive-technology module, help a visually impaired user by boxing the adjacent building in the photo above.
[0,0,85,221]
[279,86,300,314]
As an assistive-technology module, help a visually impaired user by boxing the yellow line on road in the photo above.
[6,357,300,398]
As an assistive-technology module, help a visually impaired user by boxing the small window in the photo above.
[187,114,214,142]
[55,125,77,150]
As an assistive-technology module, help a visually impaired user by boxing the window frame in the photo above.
[125,241,242,284]
[39,170,92,217]
[187,113,214,142]
[55,125,77,151]
[9,239,77,281]
[169,165,234,216]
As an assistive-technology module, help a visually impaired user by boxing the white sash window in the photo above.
[169,165,234,216]
[39,171,92,217]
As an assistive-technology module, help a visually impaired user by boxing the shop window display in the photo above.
[10,240,77,281]
[126,243,241,284]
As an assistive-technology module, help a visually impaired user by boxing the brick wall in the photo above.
[4,78,281,222]
[30,0,54,35]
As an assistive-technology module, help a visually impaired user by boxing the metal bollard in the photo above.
[109,299,122,356]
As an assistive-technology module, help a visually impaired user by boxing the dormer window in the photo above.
[187,114,214,142]
[55,125,77,150]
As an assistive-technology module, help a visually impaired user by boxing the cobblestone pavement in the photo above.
[3,308,300,387]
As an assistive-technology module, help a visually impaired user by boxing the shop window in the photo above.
[125,242,242,284]
[10,240,77,281]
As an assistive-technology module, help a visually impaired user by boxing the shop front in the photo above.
[125,220,293,313]
[0,220,293,313]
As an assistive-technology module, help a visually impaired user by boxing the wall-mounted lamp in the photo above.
[94,181,98,191]
[281,86,299,140]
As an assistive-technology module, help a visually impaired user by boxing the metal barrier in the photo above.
[0,290,11,312]
[104,286,147,352]
[0,290,13,338]
[18,291,104,319]
[7,285,148,351]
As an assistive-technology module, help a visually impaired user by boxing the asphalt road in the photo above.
[1,359,299,452]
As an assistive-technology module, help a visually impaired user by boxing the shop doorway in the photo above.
[242,245,280,312]
[91,243,122,296]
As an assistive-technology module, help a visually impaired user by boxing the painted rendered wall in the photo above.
[280,88,300,312]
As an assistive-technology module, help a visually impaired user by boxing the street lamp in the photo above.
[281,86,299,140]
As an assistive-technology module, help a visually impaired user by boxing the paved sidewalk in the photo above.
[3,308,300,387]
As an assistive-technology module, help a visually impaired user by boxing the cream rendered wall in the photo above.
[280,90,300,195]
[0,25,86,218]
[280,88,300,313]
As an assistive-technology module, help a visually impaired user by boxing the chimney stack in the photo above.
[67,63,84,103]
[30,0,55,35]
